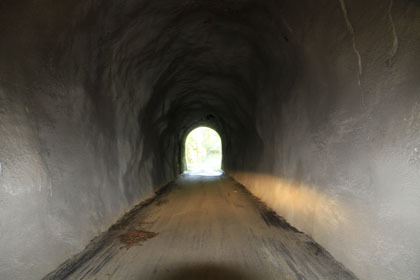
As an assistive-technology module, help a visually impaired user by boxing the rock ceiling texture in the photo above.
[0,0,419,279]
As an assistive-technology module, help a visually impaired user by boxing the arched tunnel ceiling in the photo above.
[80,0,297,180]
[1,0,420,280]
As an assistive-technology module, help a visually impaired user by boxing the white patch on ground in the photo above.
[261,245,281,269]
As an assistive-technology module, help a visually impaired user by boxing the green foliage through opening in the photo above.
[185,127,222,171]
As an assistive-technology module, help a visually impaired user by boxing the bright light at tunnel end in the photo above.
[183,170,224,177]
[184,126,223,177]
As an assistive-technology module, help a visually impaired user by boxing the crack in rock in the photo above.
[386,0,399,66]
[339,0,362,86]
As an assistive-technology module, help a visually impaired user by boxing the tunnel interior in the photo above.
[1,0,420,280]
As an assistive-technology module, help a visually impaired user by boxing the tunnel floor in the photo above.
[45,175,357,280]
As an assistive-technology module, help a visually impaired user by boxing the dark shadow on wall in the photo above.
[154,263,260,280]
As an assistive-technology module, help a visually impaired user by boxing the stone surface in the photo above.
[0,0,419,280]
[231,1,420,280]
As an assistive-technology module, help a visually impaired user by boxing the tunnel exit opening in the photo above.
[184,126,223,176]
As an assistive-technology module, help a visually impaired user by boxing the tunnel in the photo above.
[1,0,420,279]
[184,126,223,172]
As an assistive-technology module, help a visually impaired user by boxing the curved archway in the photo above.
[184,126,222,173]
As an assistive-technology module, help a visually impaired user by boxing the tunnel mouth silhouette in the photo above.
[183,126,223,176]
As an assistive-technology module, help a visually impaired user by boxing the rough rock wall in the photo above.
[1,0,419,279]
[0,1,172,279]
[231,1,420,280]
[0,0,271,279]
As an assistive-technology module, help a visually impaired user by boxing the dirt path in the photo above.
[44,175,357,280]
